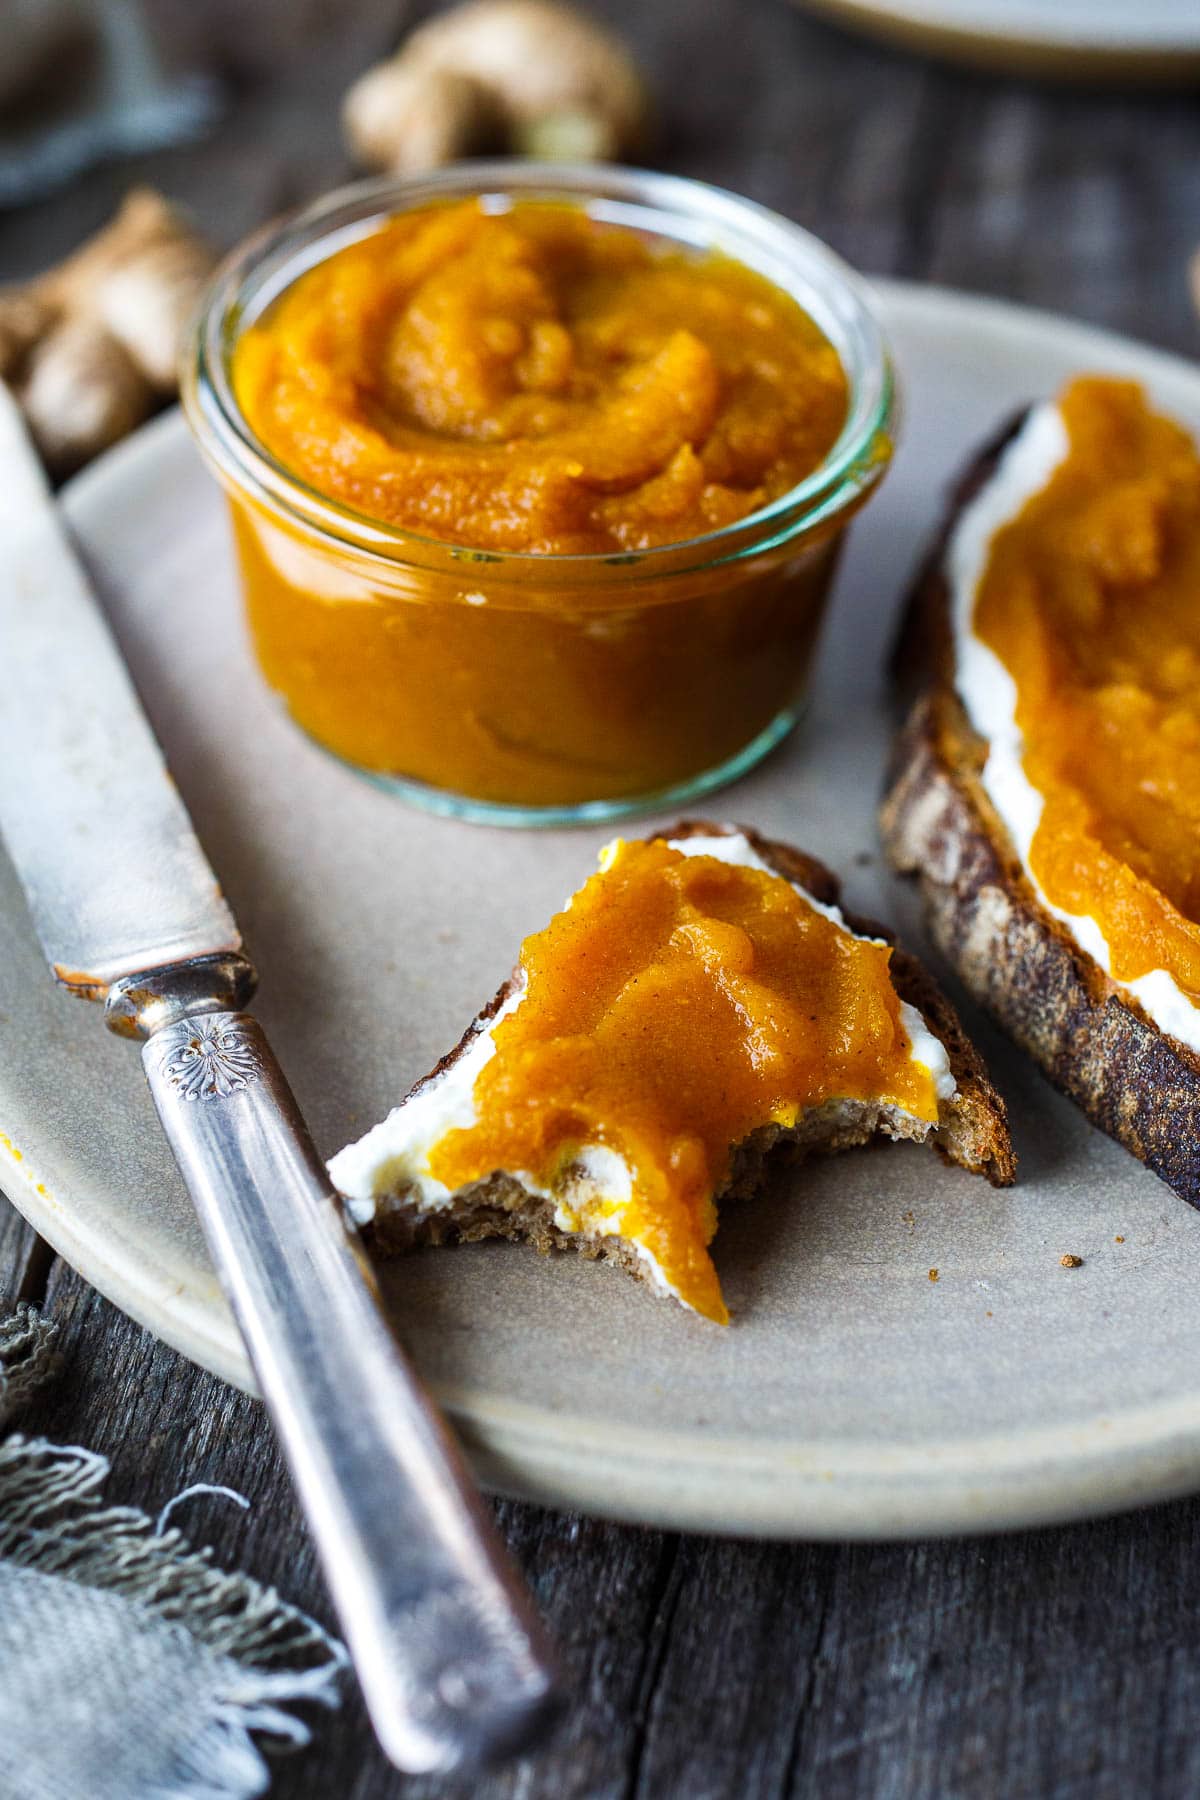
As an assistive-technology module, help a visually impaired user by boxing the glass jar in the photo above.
[183,162,894,826]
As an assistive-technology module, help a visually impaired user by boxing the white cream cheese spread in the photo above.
[948,404,1200,1054]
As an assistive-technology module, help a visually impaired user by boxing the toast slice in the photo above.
[330,822,1013,1323]
[880,394,1200,1207]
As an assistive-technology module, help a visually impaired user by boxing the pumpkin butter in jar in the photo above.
[186,166,894,823]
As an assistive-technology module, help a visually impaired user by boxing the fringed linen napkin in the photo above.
[0,1303,346,1800]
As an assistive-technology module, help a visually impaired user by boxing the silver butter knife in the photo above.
[0,387,559,1773]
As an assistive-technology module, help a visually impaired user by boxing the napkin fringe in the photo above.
[0,1433,346,1680]
[0,1303,347,1792]
[123,1664,352,1800]
[0,1301,60,1414]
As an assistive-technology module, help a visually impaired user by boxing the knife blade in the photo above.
[0,393,240,997]
[0,385,559,1772]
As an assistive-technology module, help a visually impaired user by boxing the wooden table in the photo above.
[3,4,1200,1794]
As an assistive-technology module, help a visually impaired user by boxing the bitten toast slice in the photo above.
[330,822,1013,1323]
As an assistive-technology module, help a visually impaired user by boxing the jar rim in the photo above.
[183,161,895,582]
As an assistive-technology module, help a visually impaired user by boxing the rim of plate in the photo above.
[8,1112,1200,1541]
[8,277,1200,1540]
[799,0,1200,52]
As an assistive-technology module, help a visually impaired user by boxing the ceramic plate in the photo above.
[4,281,1200,1539]
[796,0,1200,80]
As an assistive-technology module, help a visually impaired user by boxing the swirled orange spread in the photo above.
[974,378,1200,1006]
[427,839,940,1322]
[232,199,847,554]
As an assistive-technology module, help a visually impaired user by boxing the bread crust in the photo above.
[879,425,1200,1206]
[367,819,1015,1275]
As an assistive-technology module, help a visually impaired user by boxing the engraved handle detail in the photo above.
[160,1015,263,1100]
[142,1011,558,1774]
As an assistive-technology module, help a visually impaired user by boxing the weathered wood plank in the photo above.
[786,1514,1200,1800]
[919,75,1200,353]
[0,1193,41,1307]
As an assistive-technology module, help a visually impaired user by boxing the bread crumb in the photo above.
[901,1209,915,1229]
[1114,1235,1125,1243]
[985,1310,993,1318]
[928,1267,939,1282]
[1060,1253,1083,1268]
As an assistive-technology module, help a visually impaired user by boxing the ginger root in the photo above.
[19,320,149,478]
[343,0,652,176]
[0,189,215,475]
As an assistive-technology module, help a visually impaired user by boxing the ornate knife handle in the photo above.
[126,976,558,1774]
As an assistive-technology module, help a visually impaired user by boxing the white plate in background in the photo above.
[796,0,1200,81]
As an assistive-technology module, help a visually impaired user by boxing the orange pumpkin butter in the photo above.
[233,199,848,556]
[428,839,941,1324]
[974,378,1200,1004]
